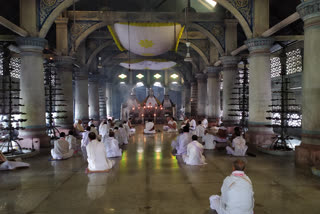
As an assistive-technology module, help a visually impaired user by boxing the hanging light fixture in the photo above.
[184,0,192,62]
[97,56,102,69]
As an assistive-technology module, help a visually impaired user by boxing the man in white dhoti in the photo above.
[195,121,205,139]
[0,151,30,170]
[183,135,206,165]
[189,117,197,135]
[226,127,248,156]
[118,124,128,145]
[66,130,78,153]
[81,126,91,160]
[128,118,136,134]
[203,130,216,150]
[51,132,74,160]
[86,132,115,173]
[163,117,177,132]
[209,160,254,214]
[144,119,156,134]
[202,117,208,129]
[175,126,192,155]
[104,131,122,158]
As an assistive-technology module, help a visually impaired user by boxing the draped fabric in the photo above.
[109,22,184,56]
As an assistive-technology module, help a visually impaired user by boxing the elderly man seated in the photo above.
[144,119,156,134]
[0,151,30,170]
[182,135,206,165]
[226,127,248,156]
[51,132,74,160]
[209,159,254,214]
[86,132,115,173]
[163,117,177,132]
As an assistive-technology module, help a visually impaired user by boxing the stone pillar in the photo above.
[74,71,89,122]
[245,37,274,145]
[190,80,198,116]
[220,56,239,125]
[296,0,320,166]
[105,82,113,117]
[88,76,100,121]
[196,73,207,117]
[207,66,221,121]
[55,56,73,128]
[184,82,191,116]
[16,37,50,147]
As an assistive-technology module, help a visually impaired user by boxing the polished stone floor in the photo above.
[0,125,320,214]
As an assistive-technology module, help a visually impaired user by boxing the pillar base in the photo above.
[247,124,275,146]
[295,143,320,167]
[19,128,51,148]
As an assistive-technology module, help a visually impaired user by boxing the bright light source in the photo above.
[120,81,125,84]
[154,73,161,79]
[198,0,217,9]
[172,81,178,84]
[154,82,162,87]
[118,74,127,79]
[136,82,144,87]
[136,73,144,79]
[205,0,217,7]
[170,74,179,79]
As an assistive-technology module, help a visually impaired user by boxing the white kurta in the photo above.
[163,120,177,132]
[99,124,109,139]
[118,128,128,144]
[144,122,156,134]
[104,137,122,158]
[66,135,77,150]
[195,125,205,138]
[226,136,248,156]
[86,139,115,171]
[189,119,196,135]
[90,127,98,137]
[182,140,206,165]
[209,171,254,214]
[202,118,208,128]
[123,123,131,138]
[176,132,192,155]
[203,133,216,150]
[81,131,90,159]
[51,138,74,160]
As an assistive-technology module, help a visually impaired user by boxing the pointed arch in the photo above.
[86,40,114,66]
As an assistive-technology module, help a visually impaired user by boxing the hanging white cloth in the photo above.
[182,140,206,165]
[209,171,254,214]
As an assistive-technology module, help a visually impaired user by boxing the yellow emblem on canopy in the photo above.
[139,40,154,48]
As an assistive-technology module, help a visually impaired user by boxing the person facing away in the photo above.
[209,159,254,214]
[202,130,216,150]
[81,126,92,160]
[195,120,205,139]
[189,117,197,135]
[88,118,94,127]
[183,135,206,165]
[99,121,109,141]
[202,117,208,129]
[226,127,248,157]
[65,130,78,152]
[86,132,115,173]
[175,126,192,155]
[90,124,99,137]
[123,120,131,138]
[144,119,156,134]
[104,131,122,158]
[51,132,74,160]
[118,124,128,145]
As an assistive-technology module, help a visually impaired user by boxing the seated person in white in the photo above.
[181,116,189,129]
[202,130,216,150]
[113,127,120,144]
[183,135,206,166]
[209,160,254,214]
[123,120,131,138]
[163,117,178,132]
[0,151,30,171]
[144,119,156,134]
[51,132,74,160]
[66,130,78,153]
[118,124,129,145]
[99,121,109,141]
[90,124,99,139]
[226,127,248,156]
[175,126,192,155]
[74,119,85,137]
[88,118,94,127]
[171,129,183,151]
[86,132,115,173]
[104,131,122,158]
[128,118,136,134]
[202,117,208,129]
[189,117,197,135]
[81,126,91,160]
[195,120,205,139]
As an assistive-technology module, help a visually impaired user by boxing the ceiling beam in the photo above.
[0,16,28,37]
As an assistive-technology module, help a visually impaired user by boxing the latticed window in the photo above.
[286,49,302,75]
[0,51,3,76]
[287,113,302,127]
[9,57,21,79]
[270,57,281,78]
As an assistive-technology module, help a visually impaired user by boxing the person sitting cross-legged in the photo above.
[202,130,216,150]
[209,159,254,214]
[144,119,156,134]
[182,135,206,165]
[65,130,78,153]
[86,132,115,173]
[51,132,74,160]
[175,126,192,155]
[226,127,248,156]
[104,131,122,158]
